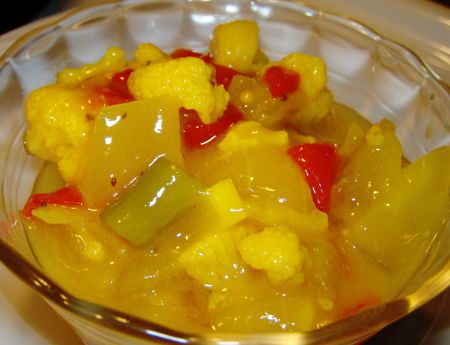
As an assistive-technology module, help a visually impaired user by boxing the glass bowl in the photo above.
[0,0,448,344]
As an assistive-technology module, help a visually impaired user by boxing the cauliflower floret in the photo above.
[128,57,229,123]
[133,43,166,66]
[218,120,288,152]
[263,53,327,99]
[24,85,94,182]
[239,226,306,284]
[57,47,127,86]
[210,20,259,73]
[179,226,250,289]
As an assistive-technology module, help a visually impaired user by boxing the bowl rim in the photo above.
[0,0,449,343]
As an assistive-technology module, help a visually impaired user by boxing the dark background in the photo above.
[0,0,449,35]
[0,0,62,34]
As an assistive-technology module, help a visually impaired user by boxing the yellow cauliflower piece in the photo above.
[133,43,166,66]
[128,57,229,123]
[24,85,93,183]
[210,20,259,73]
[218,121,288,152]
[179,226,250,289]
[264,53,327,99]
[57,47,126,86]
[239,226,306,284]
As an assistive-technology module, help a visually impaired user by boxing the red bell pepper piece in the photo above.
[95,68,134,105]
[213,63,243,90]
[180,103,243,149]
[262,66,299,98]
[22,186,84,218]
[170,48,242,90]
[288,143,337,213]
[170,48,213,63]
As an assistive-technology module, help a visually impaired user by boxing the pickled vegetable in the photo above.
[79,97,182,208]
[102,157,202,246]
[23,186,83,218]
[210,20,259,73]
[21,19,449,334]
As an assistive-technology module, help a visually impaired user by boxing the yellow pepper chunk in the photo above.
[204,179,247,229]
[347,146,450,272]
[24,85,94,183]
[32,205,105,262]
[218,121,288,152]
[338,123,366,156]
[128,57,229,123]
[239,226,305,284]
[210,20,259,73]
[265,53,327,99]
[57,47,126,86]
[251,49,270,73]
[32,205,86,225]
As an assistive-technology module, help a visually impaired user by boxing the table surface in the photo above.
[0,1,449,344]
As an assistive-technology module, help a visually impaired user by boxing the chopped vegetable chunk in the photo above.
[288,143,338,213]
[210,20,259,73]
[95,68,134,105]
[170,48,242,89]
[265,53,327,99]
[179,226,249,289]
[128,57,229,123]
[218,120,289,152]
[203,179,247,229]
[262,66,300,98]
[24,85,96,183]
[79,97,183,208]
[239,226,305,284]
[346,146,450,276]
[23,186,84,218]
[102,157,202,246]
[133,43,166,65]
[181,104,243,149]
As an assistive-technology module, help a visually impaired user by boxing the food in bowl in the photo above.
[21,20,450,333]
